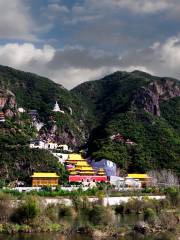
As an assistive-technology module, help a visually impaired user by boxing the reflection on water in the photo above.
[0,231,176,240]
[0,213,176,240]
[116,213,143,227]
[0,233,92,240]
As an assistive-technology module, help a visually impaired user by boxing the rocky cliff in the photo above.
[132,79,180,116]
[73,70,180,175]
[0,65,91,148]
[0,89,17,117]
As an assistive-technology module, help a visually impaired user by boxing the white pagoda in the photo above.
[53,101,65,114]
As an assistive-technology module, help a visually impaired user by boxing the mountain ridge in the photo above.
[0,64,179,182]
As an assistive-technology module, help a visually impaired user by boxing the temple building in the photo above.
[97,168,106,176]
[126,174,151,188]
[66,153,107,183]
[31,172,59,187]
[69,160,96,176]
[66,153,86,165]
[0,112,5,123]
[69,175,107,183]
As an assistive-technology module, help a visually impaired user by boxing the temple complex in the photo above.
[31,172,59,187]
[66,153,107,183]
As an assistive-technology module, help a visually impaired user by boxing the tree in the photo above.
[148,170,179,187]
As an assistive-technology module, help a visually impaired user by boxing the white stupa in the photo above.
[53,101,65,114]
[18,107,26,113]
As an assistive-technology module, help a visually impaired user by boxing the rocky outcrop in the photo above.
[0,89,17,117]
[132,79,180,116]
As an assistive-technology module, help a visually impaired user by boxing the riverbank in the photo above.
[0,187,179,239]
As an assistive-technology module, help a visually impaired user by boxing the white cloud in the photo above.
[119,36,180,78]
[1,37,180,90]
[0,43,55,67]
[107,0,171,14]
[0,0,36,40]
[82,0,176,14]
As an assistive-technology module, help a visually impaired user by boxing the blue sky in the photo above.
[0,0,180,88]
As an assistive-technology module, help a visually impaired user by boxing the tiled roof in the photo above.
[31,172,59,178]
[68,154,85,161]
[127,174,150,179]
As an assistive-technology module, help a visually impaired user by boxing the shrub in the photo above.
[19,224,31,233]
[0,224,3,233]
[58,205,72,219]
[144,208,156,223]
[115,203,126,214]
[3,223,20,234]
[71,195,82,210]
[86,205,111,226]
[11,196,40,224]
[45,204,59,222]
[165,187,180,207]
[159,212,178,231]
[49,223,61,232]
[125,199,145,214]
[0,193,13,221]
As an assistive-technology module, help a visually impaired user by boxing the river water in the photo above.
[0,232,175,240]
[0,233,91,240]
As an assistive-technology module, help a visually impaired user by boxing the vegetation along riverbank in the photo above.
[0,186,179,239]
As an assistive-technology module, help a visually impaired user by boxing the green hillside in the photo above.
[0,65,179,181]
[73,71,180,175]
[0,65,92,146]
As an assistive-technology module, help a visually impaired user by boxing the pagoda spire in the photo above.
[53,101,61,112]
[53,101,65,114]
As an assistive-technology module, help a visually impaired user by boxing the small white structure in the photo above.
[30,140,46,149]
[125,178,141,188]
[58,144,69,151]
[18,107,26,113]
[0,112,5,123]
[45,142,58,150]
[29,140,70,153]
[53,101,65,114]
[110,176,125,187]
[33,122,44,132]
[125,139,136,145]
[69,107,73,115]
[51,152,69,164]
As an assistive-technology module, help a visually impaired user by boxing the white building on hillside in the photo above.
[45,142,58,149]
[58,144,69,151]
[18,107,26,113]
[30,140,46,149]
[51,152,69,164]
[30,140,58,150]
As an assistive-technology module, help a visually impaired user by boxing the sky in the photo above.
[0,0,180,89]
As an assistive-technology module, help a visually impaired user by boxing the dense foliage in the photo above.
[73,71,180,175]
[0,65,92,145]
[0,65,179,180]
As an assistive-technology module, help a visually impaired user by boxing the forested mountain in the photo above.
[0,65,90,184]
[0,65,92,147]
[0,65,179,183]
[73,70,180,175]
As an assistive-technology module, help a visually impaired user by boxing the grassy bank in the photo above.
[0,184,175,198]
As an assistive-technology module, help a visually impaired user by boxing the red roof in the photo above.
[69,175,107,182]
